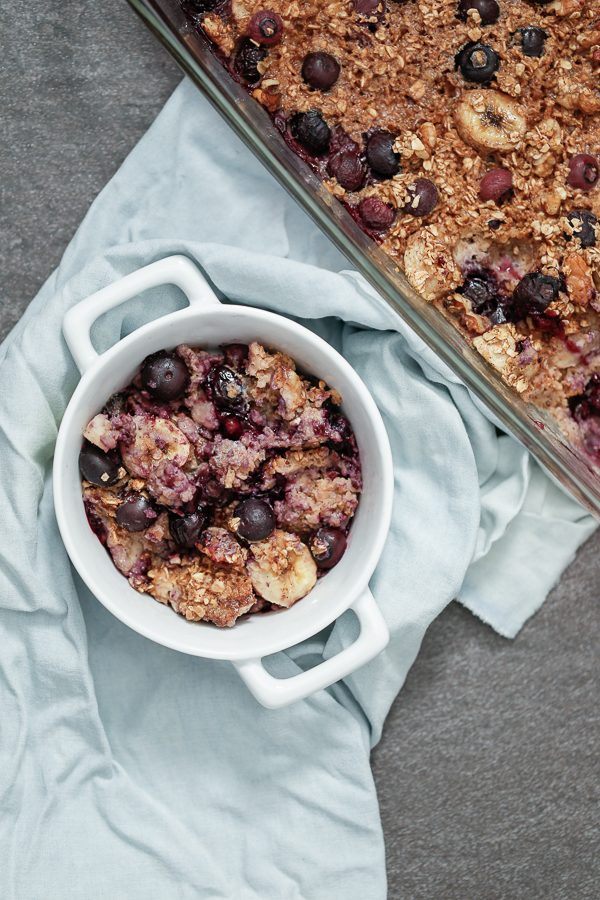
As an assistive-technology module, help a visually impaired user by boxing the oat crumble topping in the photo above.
[80,340,361,627]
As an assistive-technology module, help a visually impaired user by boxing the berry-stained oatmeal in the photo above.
[80,341,361,627]
[182,0,600,460]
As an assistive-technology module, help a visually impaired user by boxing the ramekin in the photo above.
[53,255,393,708]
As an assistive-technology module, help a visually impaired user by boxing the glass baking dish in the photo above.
[127,0,600,515]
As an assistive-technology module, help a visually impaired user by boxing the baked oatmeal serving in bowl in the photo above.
[80,336,363,628]
[53,256,392,707]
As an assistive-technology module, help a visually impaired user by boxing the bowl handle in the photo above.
[234,588,389,709]
[63,255,220,374]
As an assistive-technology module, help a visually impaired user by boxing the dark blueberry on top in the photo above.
[181,0,223,16]
[302,52,341,91]
[566,210,597,249]
[79,441,120,487]
[290,109,331,155]
[512,272,560,320]
[236,498,276,542]
[358,196,396,232]
[327,149,366,192]
[460,270,507,323]
[456,42,500,83]
[310,527,347,569]
[220,415,245,440]
[457,0,499,25]
[116,493,157,533]
[169,506,211,548]
[518,26,547,58]
[354,0,381,13]
[567,154,599,192]
[206,364,249,415]
[479,168,513,202]
[461,271,496,311]
[247,10,284,46]
[403,178,439,217]
[222,343,248,371]
[234,39,268,84]
[366,131,401,178]
[183,0,222,12]
[141,351,190,401]
[328,410,353,443]
[102,391,128,417]
[568,374,600,421]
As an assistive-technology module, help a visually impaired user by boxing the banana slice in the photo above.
[247,530,317,608]
[83,414,115,451]
[455,90,527,153]
[121,415,190,478]
[404,228,461,302]
[473,324,523,379]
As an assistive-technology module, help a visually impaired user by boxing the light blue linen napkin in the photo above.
[0,80,595,899]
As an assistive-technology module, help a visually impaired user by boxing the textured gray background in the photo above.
[1,1,598,898]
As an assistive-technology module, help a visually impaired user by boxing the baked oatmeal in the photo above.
[80,340,361,627]
[182,0,600,460]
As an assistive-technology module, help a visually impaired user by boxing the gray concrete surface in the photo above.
[1,1,598,897]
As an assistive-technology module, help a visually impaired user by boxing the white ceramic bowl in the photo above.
[53,256,393,708]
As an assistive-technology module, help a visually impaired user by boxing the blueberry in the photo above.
[184,0,223,13]
[310,528,347,569]
[460,270,507,323]
[102,391,128,416]
[569,374,600,421]
[234,38,268,84]
[116,493,157,532]
[479,168,513,202]
[567,154,599,192]
[512,272,560,319]
[236,498,276,542]
[403,178,439,217]
[461,271,497,311]
[358,197,396,232]
[290,109,331,155]
[183,0,222,13]
[327,411,353,443]
[456,42,500,83]
[302,52,341,91]
[354,0,380,12]
[222,343,248,371]
[457,0,499,25]
[366,131,401,178]
[566,210,597,249]
[354,0,386,26]
[327,149,366,191]
[141,351,189,401]
[518,26,547,58]
[220,415,245,439]
[169,507,211,548]
[79,441,120,486]
[247,10,284,46]
[206,364,249,414]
